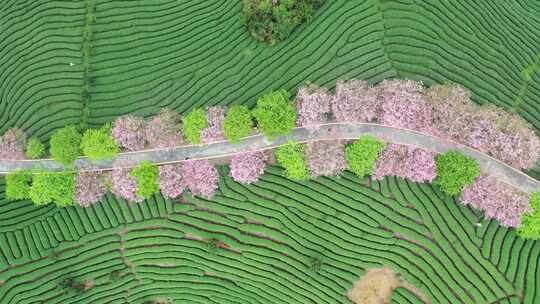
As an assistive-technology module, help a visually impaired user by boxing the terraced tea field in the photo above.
[0,0,540,303]
[1,169,539,303]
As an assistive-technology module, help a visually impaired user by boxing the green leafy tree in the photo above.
[29,171,76,207]
[252,90,296,140]
[223,105,253,143]
[5,170,32,201]
[50,126,82,165]
[275,141,310,180]
[434,151,481,196]
[345,136,387,178]
[26,138,45,159]
[518,192,540,239]
[81,124,120,160]
[242,0,326,44]
[131,161,160,199]
[183,108,207,144]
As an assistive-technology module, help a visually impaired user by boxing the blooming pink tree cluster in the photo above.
[425,84,475,140]
[145,108,183,148]
[229,151,268,184]
[159,164,186,199]
[75,171,109,207]
[373,144,437,183]
[111,115,146,151]
[201,106,226,143]
[0,128,27,160]
[331,80,379,123]
[426,84,540,169]
[377,79,434,134]
[181,160,219,198]
[305,141,347,177]
[296,85,332,131]
[110,160,143,202]
[460,175,532,227]
[113,109,184,151]
[329,80,540,170]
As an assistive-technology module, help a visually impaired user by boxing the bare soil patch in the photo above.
[347,267,430,304]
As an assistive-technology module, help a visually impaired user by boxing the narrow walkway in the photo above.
[1,123,538,194]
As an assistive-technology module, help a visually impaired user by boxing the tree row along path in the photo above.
[1,123,538,194]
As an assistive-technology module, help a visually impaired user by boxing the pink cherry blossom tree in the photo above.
[460,175,531,227]
[377,79,434,133]
[296,84,332,131]
[111,115,146,151]
[229,151,268,184]
[331,79,379,123]
[373,144,437,183]
[181,160,219,198]
[201,106,227,144]
[110,160,143,202]
[145,108,183,148]
[305,141,347,177]
[425,83,476,140]
[75,171,109,207]
[159,164,186,199]
[0,128,27,160]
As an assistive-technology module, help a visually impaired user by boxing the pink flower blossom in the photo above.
[460,175,532,227]
[305,141,347,177]
[0,128,27,160]
[296,85,332,131]
[112,115,146,151]
[377,79,434,133]
[425,84,476,140]
[145,108,183,148]
[373,144,437,183]
[181,160,219,198]
[201,106,226,143]
[75,171,109,207]
[425,84,540,170]
[159,164,186,199]
[110,160,143,202]
[229,151,267,184]
[331,80,379,123]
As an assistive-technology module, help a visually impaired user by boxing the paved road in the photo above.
[1,123,538,194]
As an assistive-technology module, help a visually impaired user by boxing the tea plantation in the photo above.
[0,0,539,303]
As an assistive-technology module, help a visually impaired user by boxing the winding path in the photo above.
[1,123,538,194]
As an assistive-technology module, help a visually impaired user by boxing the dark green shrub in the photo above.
[109,270,122,282]
[131,161,160,199]
[518,192,540,239]
[183,108,207,144]
[5,170,32,201]
[434,151,481,196]
[58,277,94,294]
[242,0,326,44]
[29,171,76,207]
[309,256,323,272]
[50,126,82,165]
[345,136,386,178]
[223,105,253,143]
[275,141,310,180]
[206,238,220,254]
[81,124,119,160]
[25,138,45,159]
[252,90,296,140]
